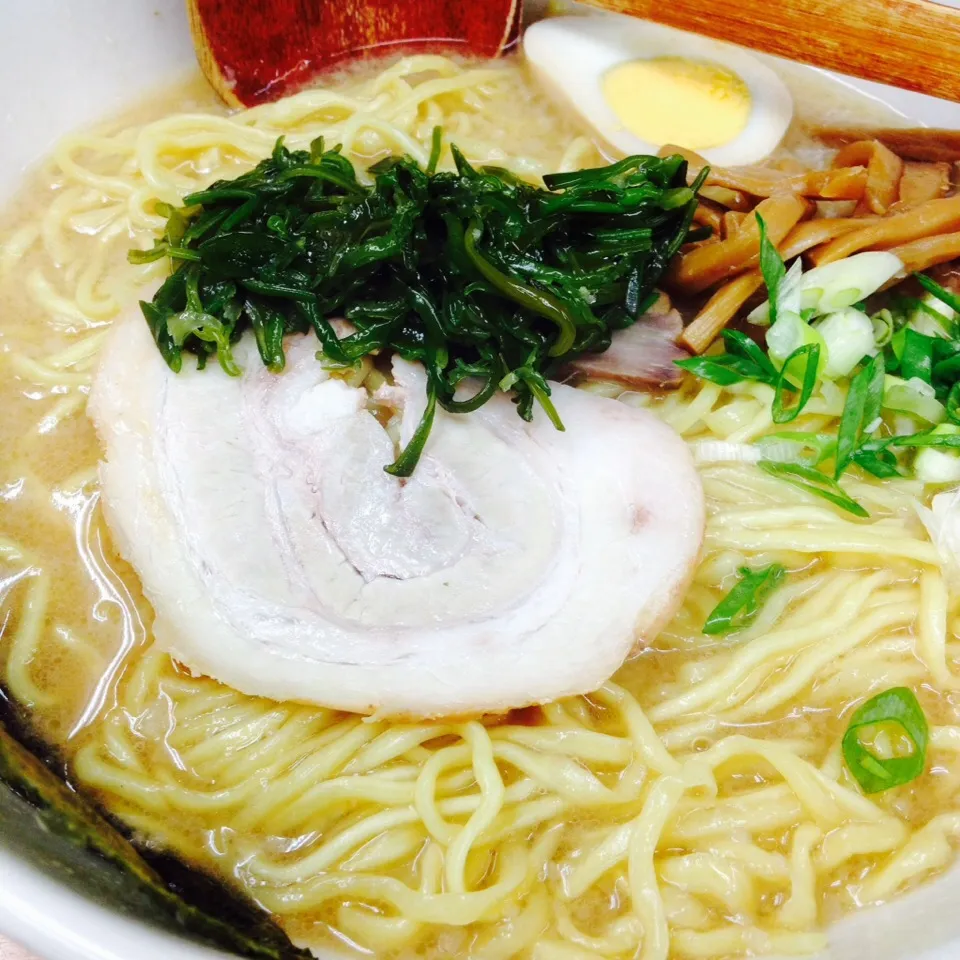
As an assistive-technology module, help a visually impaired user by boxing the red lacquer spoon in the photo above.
[188,0,521,107]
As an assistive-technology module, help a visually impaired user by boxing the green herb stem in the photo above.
[385,385,438,478]
[463,220,578,357]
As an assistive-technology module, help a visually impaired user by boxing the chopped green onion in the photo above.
[948,382,960,423]
[871,308,895,348]
[702,563,787,636]
[815,306,876,379]
[932,344,960,384]
[767,310,825,367]
[752,252,902,328]
[851,440,901,479]
[916,272,960,317]
[674,355,750,386]
[907,295,954,338]
[883,374,946,425]
[835,354,884,478]
[758,431,836,466]
[914,425,960,483]
[772,343,820,424]
[889,431,960,450]
[757,213,786,326]
[799,251,904,317]
[900,328,936,384]
[748,258,803,326]
[724,330,777,377]
[758,461,868,517]
[842,687,928,794]
[675,329,777,386]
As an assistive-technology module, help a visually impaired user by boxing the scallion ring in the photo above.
[842,686,928,794]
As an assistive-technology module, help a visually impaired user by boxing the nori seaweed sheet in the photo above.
[0,688,312,960]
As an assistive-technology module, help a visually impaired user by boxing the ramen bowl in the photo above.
[6,2,960,960]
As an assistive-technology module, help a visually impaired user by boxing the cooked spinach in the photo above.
[132,135,705,475]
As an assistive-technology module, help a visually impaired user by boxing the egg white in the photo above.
[524,14,793,167]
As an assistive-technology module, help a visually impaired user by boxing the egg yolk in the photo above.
[602,56,751,151]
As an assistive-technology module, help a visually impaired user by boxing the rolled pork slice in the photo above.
[88,314,705,718]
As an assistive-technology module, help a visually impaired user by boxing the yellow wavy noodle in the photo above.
[2,54,960,960]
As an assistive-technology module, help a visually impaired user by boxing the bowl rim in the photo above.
[5,4,960,959]
[0,846,233,960]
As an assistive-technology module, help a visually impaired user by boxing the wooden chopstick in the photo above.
[581,0,960,104]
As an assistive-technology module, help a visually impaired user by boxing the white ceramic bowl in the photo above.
[3,3,960,959]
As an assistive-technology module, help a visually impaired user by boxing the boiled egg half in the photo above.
[524,14,793,167]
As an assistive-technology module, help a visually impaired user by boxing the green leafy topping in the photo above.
[758,461,869,517]
[850,439,901,479]
[889,430,960,449]
[932,343,960,385]
[772,343,820,424]
[757,212,786,325]
[916,272,960,318]
[900,328,936,384]
[676,265,960,500]
[947,381,960,423]
[842,687,928,794]
[384,385,437,479]
[675,329,777,386]
[129,201,202,264]
[758,430,836,466]
[835,354,885,478]
[426,125,443,176]
[133,137,703,475]
[702,563,787,636]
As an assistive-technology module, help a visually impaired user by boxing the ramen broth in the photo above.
[1,53,958,960]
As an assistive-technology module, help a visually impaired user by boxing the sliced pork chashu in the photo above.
[88,314,705,718]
